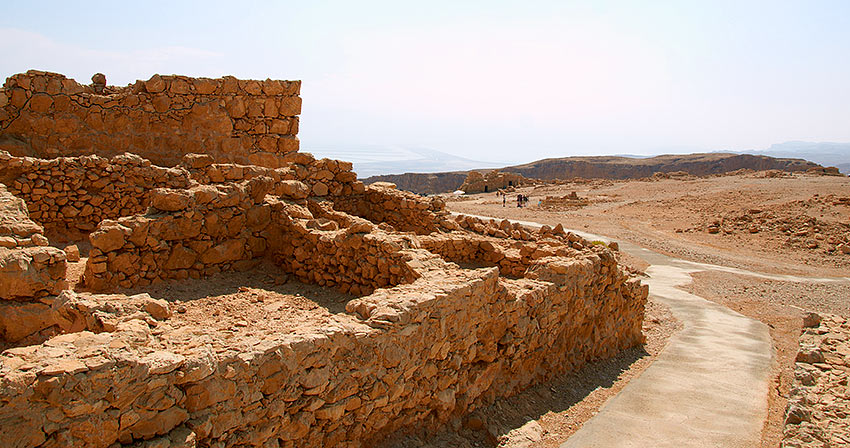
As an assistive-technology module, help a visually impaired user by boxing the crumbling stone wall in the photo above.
[83,178,274,290]
[0,246,646,448]
[0,151,192,236]
[0,150,365,239]
[459,170,528,194]
[181,152,362,198]
[333,183,446,234]
[0,70,650,448]
[0,184,67,301]
[269,200,419,296]
[0,184,68,345]
[0,70,301,167]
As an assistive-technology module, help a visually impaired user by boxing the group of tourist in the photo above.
[495,191,529,208]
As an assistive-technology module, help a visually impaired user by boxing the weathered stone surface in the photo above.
[0,71,647,448]
[63,245,80,262]
[1,71,303,167]
[0,300,55,341]
[89,222,130,252]
[0,184,66,300]
[784,313,850,447]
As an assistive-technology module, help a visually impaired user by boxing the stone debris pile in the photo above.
[693,195,850,256]
[783,312,850,447]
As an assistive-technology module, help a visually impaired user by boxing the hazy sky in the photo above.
[2,1,848,163]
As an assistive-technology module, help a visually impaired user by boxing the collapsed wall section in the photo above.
[0,150,364,239]
[0,184,67,301]
[0,70,301,167]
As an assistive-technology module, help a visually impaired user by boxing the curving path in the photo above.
[454,213,845,447]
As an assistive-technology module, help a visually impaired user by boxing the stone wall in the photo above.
[0,184,68,345]
[0,150,364,239]
[269,200,419,296]
[0,244,646,448]
[0,151,193,236]
[82,180,422,297]
[0,184,67,301]
[459,170,528,194]
[0,69,650,448]
[83,178,274,291]
[180,152,362,199]
[0,70,301,167]
[333,183,446,235]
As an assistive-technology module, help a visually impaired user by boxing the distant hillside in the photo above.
[362,153,822,195]
[502,153,818,180]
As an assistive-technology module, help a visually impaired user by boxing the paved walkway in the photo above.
[458,213,850,446]
[561,254,773,448]
[454,214,779,447]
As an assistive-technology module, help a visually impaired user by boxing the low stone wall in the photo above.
[0,150,364,238]
[83,178,274,291]
[418,233,578,278]
[0,151,192,236]
[180,152,362,198]
[0,70,301,167]
[269,200,419,296]
[0,245,646,448]
[333,183,448,234]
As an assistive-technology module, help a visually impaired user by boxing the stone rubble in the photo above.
[783,312,850,447]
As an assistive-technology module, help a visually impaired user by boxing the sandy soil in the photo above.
[445,171,850,448]
[448,172,850,277]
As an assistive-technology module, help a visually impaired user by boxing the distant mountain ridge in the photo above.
[743,141,850,174]
[362,153,823,195]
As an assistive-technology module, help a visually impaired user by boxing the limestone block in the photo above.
[0,246,67,300]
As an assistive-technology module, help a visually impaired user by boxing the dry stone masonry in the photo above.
[0,70,301,167]
[0,71,649,448]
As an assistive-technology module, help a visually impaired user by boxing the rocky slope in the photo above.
[362,153,822,194]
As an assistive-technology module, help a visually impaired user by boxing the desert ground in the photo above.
[444,170,850,447]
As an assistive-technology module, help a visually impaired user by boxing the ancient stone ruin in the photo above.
[0,71,648,448]
[459,170,528,194]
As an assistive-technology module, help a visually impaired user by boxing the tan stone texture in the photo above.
[0,71,647,448]
[0,70,302,167]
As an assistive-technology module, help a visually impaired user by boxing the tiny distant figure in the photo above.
[517,194,522,208]
[503,194,506,207]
